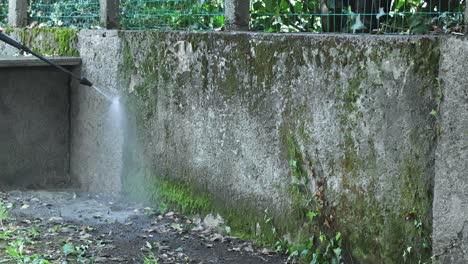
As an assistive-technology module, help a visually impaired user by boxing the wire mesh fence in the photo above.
[29,0,100,28]
[250,0,466,34]
[0,0,465,33]
[120,0,224,30]
[0,0,7,27]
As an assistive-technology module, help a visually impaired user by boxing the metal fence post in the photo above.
[100,0,120,29]
[225,0,249,31]
[8,0,27,27]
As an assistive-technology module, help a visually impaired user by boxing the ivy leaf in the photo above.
[307,211,316,221]
[409,15,432,34]
[335,232,342,241]
[310,253,318,264]
[334,247,342,257]
[319,232,326,243]
[6,247,20,258]
[406,246,412,253]
[62,243,75,256]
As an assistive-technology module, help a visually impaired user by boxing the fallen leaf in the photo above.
[48,217,63,223]
[146,241,152,249]
[165,212,175,217]
[209,233,224,242]
[175,247,184,252]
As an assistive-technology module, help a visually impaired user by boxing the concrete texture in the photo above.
[433,37,468,263]
[0,58,76,188]
[8,0,28,27]
[100,0,120,29]
[74,30,454,262]
[225,0,250,31]
[1,28,466,262]
[0,28,79,57]
[70,30,123,193]
[0,56,81,67]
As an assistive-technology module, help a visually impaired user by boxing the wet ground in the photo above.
[0,190,287,263]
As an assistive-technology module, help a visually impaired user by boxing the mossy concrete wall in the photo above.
[5,28,464,262]
[73,30,460,263]
[0,28,79,56]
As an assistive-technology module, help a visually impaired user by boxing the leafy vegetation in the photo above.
[120,0,224,30]
[0,201,9,228]
[250,0,466,33]
[143,251,159,264]
[6,240,50,264]
[0,0,6,27]
[28,0,100,28]
[263,207,344,263]
[2,0,461,33]
[0,208,104,263]
[402,208,432,263]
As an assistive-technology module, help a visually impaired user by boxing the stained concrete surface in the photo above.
[0,62,73,188]
[70,30,123,193]
[8,190,135,225]
[0,29,467,262]
[76,31,442,261]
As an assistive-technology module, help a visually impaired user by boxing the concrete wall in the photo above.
[1,28,466,262]
[73,31,468,263]
[433,37,468,263]
[0,57,80,188]
[70,30,123,193]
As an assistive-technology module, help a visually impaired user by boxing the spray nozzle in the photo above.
[80,77,93,87]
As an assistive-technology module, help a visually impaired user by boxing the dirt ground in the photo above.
[0,190,287,263]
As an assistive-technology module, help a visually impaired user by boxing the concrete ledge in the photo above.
[0,56,81,67]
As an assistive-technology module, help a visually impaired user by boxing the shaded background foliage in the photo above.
[28,0,100,28]
[250,0,466,33]
[119,0,224,30]
[0,0,464,33]
[0,0,7,26]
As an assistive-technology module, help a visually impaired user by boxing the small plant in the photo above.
[143,251,159,264]
[0,230,12,240]
[158,202,168,214]
[402,208,432,263]
[263,208,343,264]
[62,242,90,263]
[27,227,41,240]
[0,201,10,228]
[430,78,443,119]
[6,240,50,264]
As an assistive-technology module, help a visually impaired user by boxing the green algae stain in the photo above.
[122,167,291,247]
[121,37,135,87]
[122,168,212,215]
[17,28,79,56]
[286,135,307,180]
[117,33,439,263]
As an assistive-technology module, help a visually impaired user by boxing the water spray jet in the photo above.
[0,32,93,87]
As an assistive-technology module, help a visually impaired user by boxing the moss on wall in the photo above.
[122,165,297,247]
[331,38,437,262]
[118,32,439,263]
[6,28,79,56]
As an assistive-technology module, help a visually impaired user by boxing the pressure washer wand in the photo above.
[0,32,92,87]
